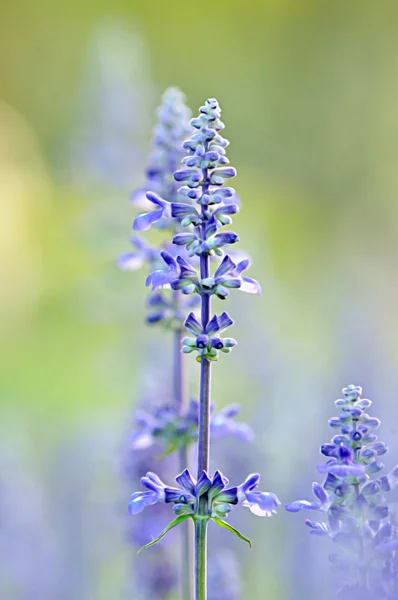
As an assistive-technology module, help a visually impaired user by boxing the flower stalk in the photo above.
[174,310,194,600]
[127,96,280,600]
[195,146,212,599]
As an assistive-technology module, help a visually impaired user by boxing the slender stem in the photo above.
[194,519,207,600]
[195,154,211,600]
[174,320,194,600]
[180,444,194,600]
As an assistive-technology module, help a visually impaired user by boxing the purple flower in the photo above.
[145,251,180,290]
[285,482,330,513]
[131,399,254,453]
[213,255,261,296]
[117,236,158,271]
[133,192,171,232]
[285,384,398,597]
[129,472,177,515]
[210,404,254,443]
[232,473,281,517]
[129,469,280,521]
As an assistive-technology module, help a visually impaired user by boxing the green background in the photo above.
[1,1,398,598]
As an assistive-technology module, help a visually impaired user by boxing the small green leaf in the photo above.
[136,514,191,556]
[212,517,252,550]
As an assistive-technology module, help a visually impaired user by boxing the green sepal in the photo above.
[212,517,252,550]
[136,514,192,556]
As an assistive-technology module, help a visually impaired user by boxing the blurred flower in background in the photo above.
[66,19,154,195]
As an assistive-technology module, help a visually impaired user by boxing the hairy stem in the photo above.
[174,320,194,600]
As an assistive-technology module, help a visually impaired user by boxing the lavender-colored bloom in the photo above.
[210,404,254,443]
[118,88,197,329]
[144,98,261,338]
[117,236,159,271]
[181,311,237,361]
[131,399,254,453]
[285,385,398,598]
[129,468,279,522]
[123,366,181,599]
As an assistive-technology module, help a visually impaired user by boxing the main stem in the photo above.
[195,156,211,599]
[174,318,194,600]
[195,519,207,600]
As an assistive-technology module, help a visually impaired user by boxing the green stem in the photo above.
[174,323,194,600]
[194,519,207,600]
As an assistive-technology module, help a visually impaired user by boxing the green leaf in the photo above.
[136,514,191,556]
[212,517,252,550]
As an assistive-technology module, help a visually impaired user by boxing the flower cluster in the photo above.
[286,385,398,599]
[142,98,260,358]
[181,311,236,361]
[131,400,254,453]
[146,252,260,300]
[118,88,199,329]
[129,469,280,552]
[132,87,192,221]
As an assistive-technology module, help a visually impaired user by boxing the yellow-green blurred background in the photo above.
[1,1,398,598]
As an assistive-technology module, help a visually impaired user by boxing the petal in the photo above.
[312,482,329,506]
[218,312,234,331]
[164,487,190,503]
[318,464,365,477]
[140,476,163,494]
[305,519,330,536]
[239,473,260,494]
[146,269,176,290]
[239,276,261,295]
[173,233,198,246]
[245,491,281,513]
[214,203,239,216]
[204,216,218,238]
[171,202,196,218]
[247,502,278,517]
[196,471,212,496]
[133,208,164,232]
[175,469,196,493]
[208,470,227,499]
[233,258,250,275]
[128,491,158,515]
[216,487,239,505]
[160,250,178,270]
[213,232,239,247]
[205,315,220,335]
[285,500,322,513]
[130,188,152,208]
[214,255,236,279]
[229,422,254,443]
[219,403,241,418]
[117,252,144,271]
[185,312,202,336]
[177,256,198,278]
[145,191,168,208]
